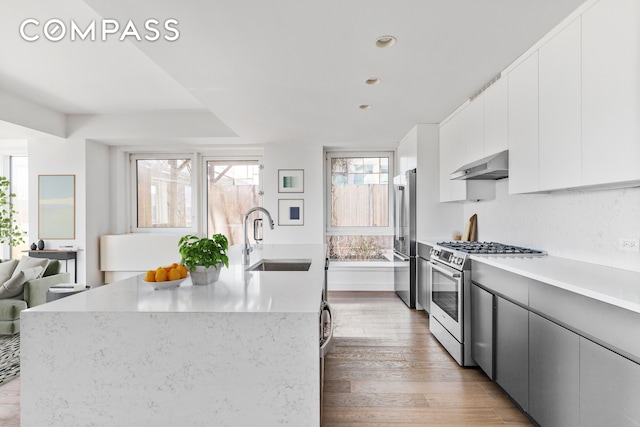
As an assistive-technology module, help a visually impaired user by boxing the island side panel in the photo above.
[21,311,319,426]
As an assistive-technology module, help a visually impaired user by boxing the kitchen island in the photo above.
[20,244,326,427]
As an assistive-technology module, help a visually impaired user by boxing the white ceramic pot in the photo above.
[190,264,222,285]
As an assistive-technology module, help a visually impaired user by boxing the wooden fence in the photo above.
[331,184,388,227]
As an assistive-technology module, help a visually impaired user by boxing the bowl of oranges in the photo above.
[143,263,189,290]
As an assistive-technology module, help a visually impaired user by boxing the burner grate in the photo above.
[437,241,544,255]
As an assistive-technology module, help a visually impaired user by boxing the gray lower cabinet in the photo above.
[529,313,579,427]
[580,338,640,427]
[471,283,494,379]
[495,296,528,411]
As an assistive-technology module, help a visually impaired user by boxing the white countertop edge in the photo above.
[471,255,640,314]
[26,244,327,315]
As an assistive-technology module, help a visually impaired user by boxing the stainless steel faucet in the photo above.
[242,207,275,265]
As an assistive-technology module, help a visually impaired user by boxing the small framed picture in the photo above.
[278,169,304,193]
[278,199,304,226]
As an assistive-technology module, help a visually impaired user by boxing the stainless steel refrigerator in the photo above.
[393,169,416,308]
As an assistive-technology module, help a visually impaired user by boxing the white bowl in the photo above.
[143,278,185,290]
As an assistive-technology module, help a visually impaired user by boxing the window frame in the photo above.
[129,152,199,234]
[201,155,263,241]
[325,150,395,237]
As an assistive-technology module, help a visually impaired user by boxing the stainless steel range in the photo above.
[428,241,545,366]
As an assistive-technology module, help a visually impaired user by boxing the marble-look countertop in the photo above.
[417,238,452,247]
[471,255,640,313]
[29,244,326,314]
[21,244,325,426]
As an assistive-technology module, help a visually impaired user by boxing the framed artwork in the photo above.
[278,169,304,193]
[38,175,76,239]
[278,199,304,226]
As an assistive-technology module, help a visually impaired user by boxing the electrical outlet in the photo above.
[619,238,640,252]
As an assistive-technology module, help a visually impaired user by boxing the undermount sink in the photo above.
[247,259,312,272]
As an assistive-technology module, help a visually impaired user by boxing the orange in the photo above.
[144,270,156,282]
[177,264,188,279]
[155,267,168,282]
[168,268,181,281]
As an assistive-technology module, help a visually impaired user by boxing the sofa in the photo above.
[0,257,71,335]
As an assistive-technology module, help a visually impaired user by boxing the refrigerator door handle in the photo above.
[393,250,410,262]
[396,185,405,241]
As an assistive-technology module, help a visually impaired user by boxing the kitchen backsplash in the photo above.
[463,180,640,272]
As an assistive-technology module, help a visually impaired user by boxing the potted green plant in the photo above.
[178,233,229,285]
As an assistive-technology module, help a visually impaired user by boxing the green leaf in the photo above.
[178,233,230,271]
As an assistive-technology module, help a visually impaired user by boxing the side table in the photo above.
[46,285,90,303]
[25,250,79,283]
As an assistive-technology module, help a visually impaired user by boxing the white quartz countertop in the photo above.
[471,255,640,313]
[29,244,326,314]
[417,238,452,247]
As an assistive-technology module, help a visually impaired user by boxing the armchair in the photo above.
[0,260,71,335]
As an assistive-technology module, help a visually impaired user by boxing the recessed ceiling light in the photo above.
[365,78,381,85]
[375,35,396,48]
[359,104,371,110]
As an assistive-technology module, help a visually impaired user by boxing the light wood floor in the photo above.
[0,291,531,426]
[322,291,532,426]
[0,376,19,427]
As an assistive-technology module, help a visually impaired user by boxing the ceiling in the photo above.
[0,0,586,148]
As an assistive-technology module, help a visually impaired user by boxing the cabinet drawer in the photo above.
[529,280,640,363]
[471,261,529,305]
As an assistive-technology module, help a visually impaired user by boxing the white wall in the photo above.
[28,137,88,283]
[262,143,324,245]
[463,180,640,272]
[85,140,111,285]
[414,125,463,240]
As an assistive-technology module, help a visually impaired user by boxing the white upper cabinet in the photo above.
[465,96,485,163]
[483,78,509,157]
[439,110,468,202]
[462,77,509,164]
[439,109,496,202]
[538,17,582,191]
[508,52,539,194]
[582,0,640,186]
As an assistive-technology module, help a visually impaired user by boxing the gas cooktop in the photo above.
[436,241,545,255]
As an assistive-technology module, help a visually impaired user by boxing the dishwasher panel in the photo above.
[417,242,432,313]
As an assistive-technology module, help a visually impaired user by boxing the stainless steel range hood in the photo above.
[450,150,509,180]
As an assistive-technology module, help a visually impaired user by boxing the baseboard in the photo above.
[328,281,394,291]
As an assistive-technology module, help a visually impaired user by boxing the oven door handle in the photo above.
[427,260,461,279]
[320,302,334,357]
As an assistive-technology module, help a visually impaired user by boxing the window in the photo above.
[131,153,263,241]
[133,156,194,230]
[205,160,261,246]
[9,156,28,260]
[326,152,393,261]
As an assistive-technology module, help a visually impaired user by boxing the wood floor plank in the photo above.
[325,380,352,393]
[322,291,531,426]
[325,360,464,371]
[325,369,492,383]
[324,392,429,408]
[323,407,506,425]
